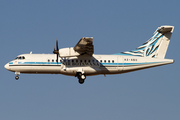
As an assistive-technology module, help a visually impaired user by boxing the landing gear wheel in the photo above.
[15,76,19,80]
[79,79,85,84]
[76,72,86,84]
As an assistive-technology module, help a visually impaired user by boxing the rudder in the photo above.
[155,26,174,58]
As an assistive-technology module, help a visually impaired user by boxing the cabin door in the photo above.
[117,56,124,71]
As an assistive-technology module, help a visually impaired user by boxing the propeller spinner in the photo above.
[53,39,59,64]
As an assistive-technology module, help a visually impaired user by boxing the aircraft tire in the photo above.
[15,76,19,80]
[79,78,84,84]
[76,72,86,84]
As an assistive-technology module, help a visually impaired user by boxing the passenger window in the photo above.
[76,60,78,63]
[112,60,114,63]
[48,59,50,62]
[104,60,106,63]
[88,60,91,63]
[72,60,74,63]
[84,60,86,63]
[108,60,110,63]
[52,59,54,62]
[100,60,102,63]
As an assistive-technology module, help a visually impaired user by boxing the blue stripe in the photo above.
[118,63,123,65]
[101,63,117,65]
[18,62,62,65]
[9,61,164,66]
[102,62,162,66]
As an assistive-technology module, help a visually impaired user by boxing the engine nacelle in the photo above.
[59,47,80,57]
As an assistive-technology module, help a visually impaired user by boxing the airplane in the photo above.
[4,25,174,84]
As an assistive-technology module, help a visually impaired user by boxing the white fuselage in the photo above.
[4,25,175,84]
[4,53,174,76]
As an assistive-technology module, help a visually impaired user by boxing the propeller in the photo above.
[53,39,59,64]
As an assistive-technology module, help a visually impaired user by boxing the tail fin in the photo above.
[120,25,174,58]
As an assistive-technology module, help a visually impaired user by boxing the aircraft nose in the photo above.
[4,63,10,70]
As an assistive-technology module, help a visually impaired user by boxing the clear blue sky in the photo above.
[1,0,180,120]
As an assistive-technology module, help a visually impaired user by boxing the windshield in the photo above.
[14,56,25,60]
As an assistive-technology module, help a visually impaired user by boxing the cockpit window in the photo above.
[14,56,25,60]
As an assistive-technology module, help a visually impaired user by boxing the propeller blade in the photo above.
[53,39,60,64]
[56,39,59,64]
[56,39,59,50]
[53,46,56,54]
[57,54,59,64]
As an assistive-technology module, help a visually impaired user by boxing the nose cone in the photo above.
[4,63,10,70]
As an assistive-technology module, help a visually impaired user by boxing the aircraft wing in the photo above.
[74,37,94,56]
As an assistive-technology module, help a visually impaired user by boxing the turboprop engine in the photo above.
[59,47,81,57]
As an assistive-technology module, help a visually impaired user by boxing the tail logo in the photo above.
[115,26,174,58]
[122,30,163,57]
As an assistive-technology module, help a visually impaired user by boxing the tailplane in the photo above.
[117,25,174,58]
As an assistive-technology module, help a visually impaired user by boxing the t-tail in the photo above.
[117,25,174,59]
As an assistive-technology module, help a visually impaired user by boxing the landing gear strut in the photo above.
[76,72,86,84]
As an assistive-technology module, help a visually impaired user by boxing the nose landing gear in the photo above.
[15,72,20,80]
[76,72,86,84]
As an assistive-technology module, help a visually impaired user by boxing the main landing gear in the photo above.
[15,72,20,80]
[76,72,86,84]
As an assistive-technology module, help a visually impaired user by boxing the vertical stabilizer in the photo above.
[118,25,174,58]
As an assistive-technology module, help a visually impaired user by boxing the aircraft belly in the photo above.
[63,66,120,75]
[32,66,61,74]
[122,60,173,73]
[100,66,119,74]
[63,67,101,76]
